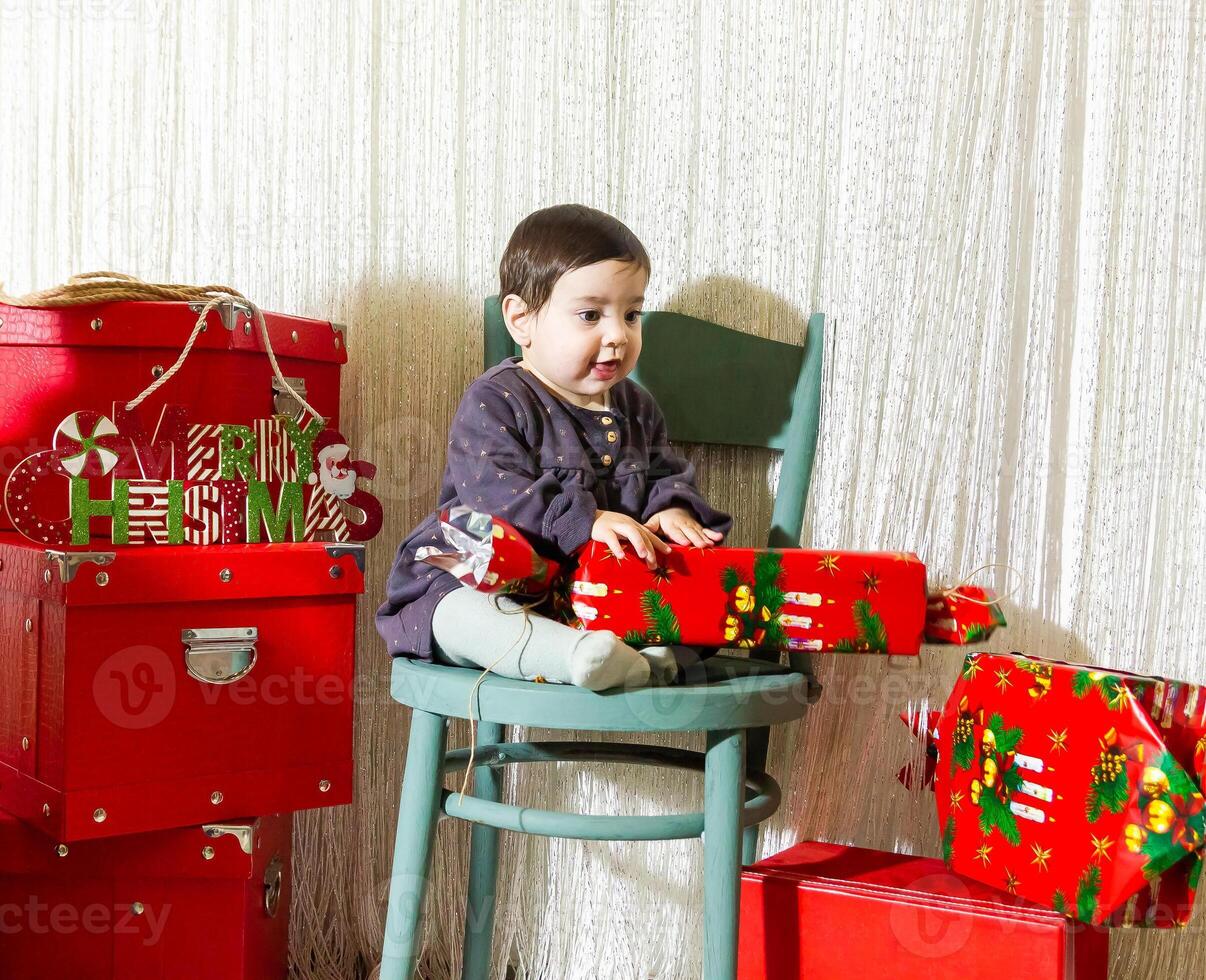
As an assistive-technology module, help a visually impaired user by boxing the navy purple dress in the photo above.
[375,355,734,660]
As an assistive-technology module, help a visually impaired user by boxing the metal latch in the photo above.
[188,298,252,331]
[182,627,258,684]
[272,376,309,418]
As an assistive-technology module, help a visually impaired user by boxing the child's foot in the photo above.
[569,631,652,691]
[637,645,681,686]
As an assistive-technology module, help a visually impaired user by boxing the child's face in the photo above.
[508,259,647,408]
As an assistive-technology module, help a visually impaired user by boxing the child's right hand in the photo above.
[591,510,673,570]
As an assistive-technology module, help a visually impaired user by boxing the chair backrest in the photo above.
[483,296,823,551]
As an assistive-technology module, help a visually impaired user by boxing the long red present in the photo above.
[934,652,1206,927]
[565,542,928,655]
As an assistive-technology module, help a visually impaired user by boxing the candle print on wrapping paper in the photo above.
[564,542,929,654]
[933,652,1206,927]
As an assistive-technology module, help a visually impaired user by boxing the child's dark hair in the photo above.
[499,204,650,315]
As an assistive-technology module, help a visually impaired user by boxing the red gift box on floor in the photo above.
[0,297,348,539]
[0,808,290,978]
[934,652,1206,927]
[739,840,1109,979]
[0,534,362,841]
[564,542,928,655]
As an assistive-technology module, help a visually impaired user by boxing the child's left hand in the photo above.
[643,507,725,549]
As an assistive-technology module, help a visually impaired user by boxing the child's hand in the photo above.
[644,507,725,549]
[592,510,672,569]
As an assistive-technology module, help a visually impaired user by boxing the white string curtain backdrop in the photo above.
[1,1,1203,978]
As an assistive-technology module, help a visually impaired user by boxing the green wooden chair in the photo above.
[380,302,825,980]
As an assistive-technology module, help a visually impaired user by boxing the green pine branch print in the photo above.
[639,590,681,644]
[752,551,784,593]
[1141,832,1189,881]
[1158,752,1200,800]
[977,791,1022,846]
[1071,670,1094,698]
[941,816,956,864]
[1076,865,1103,923]
[1086,767,1129,823]
[985,714,1025,754]
[721,565,742,593]
[1052,890,1069,916]
[852,599,888,651]
[952,738,976,772]
[1070,671,1131,712]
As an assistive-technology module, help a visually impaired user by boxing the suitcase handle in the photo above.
[182,627,258,684]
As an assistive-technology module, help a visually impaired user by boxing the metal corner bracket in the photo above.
[324,542,366,574]
[44,550,117,584]
[202,819,261,855]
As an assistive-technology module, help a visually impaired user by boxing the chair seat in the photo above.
[390,653,816,733]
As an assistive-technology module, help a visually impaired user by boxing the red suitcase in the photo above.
[0,297,346,537]
[0,533,363,841]
[739,841,1110,980]
[0,808,291,979]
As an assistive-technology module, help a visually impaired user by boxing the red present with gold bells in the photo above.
[414,505,561,595]
[565,541,929,654]
[931,651,1206,927]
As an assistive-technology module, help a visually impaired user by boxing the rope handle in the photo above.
[0,272,324,426]
[938,563,1022,605]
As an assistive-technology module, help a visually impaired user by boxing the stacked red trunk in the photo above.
[0,297,363,977]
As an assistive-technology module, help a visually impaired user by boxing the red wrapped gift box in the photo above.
[0,298,346,539]
[925,586,1007,644]
[739,840,1109,980]
[934,652,1206,927]
[414,507,561,594]
[0,808,291,979]
[0,534,362,841]
[565,542,928,655]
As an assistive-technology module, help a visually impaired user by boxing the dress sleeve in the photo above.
[447,381,599,559]
[639,400,734,537]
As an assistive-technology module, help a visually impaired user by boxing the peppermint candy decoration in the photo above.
[52,411,122,478]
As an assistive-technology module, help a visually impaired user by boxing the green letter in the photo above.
[246,480,304,543]
[71,478,130,545]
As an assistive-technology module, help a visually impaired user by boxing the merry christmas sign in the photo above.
[3,404,382,546]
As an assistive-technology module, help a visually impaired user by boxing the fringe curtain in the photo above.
[3,1,1204,977]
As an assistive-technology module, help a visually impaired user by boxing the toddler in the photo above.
[376,204,732,690]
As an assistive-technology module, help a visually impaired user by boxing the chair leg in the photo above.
[741,823,761,866]
[460,721,505,980]
[381,709,449,980]
[703,728,746,980]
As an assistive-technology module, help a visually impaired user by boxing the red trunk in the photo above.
[0,535,362,840]
[0,299,346,537]
[0,809,291,978]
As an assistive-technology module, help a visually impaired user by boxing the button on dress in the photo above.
[375,356,733,660]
